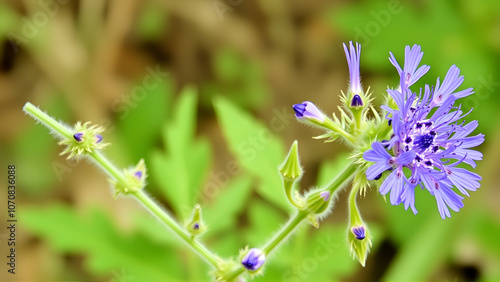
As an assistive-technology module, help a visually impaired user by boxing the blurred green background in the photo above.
[0,0,499,281]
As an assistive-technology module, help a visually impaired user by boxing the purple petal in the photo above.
[343,41,362,94]
[379,170,405,206]
[351,226,366,240]
[293,101,325,122]
[242,248,265,271]
[366,163,392,180]
[401,184,418,214]
[444,166,481,196]
[396,150,416,165]
[73,132,84,142]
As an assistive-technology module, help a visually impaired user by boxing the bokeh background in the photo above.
[1,0,499,281]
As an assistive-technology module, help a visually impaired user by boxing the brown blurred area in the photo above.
[0,0,352,176]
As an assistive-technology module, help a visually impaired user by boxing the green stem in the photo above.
[133,190,220,268]
[25,101,363,281]
[23,102,73,139]
[262,211,308,254]
[325,119,357,144]
[325,160,358,194]
[23,101,221,269]
[283,178,303,209]
[352,108,363,133]
[226,161,358,281]
[89,151,128,185]
[348,182,361,224]
[224,211,308,281]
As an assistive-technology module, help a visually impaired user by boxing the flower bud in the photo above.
[111,159,147,197]
[73,132,84,142]
[279,140,302,180]
[241,248,265,272]
[58,121,109,160]
[186,204,206,237]
[293,101,326,124]
[305,190,331,215]
[347,183,372,266]
[351,226,366,240]
[279,141,304,208]
[350,94,364,107]
[95,134,103,143]
[348,224,372,267]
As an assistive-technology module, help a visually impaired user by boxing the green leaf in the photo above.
[132,212,180,246]
[201,49,269,110]
[213,97,288,211]
[21,204,184,281]
[203,175,253,235]
[210,232,245,259]
[383,215,456,281]
[244,200,286,247]
[115,74,173,162]
[164,85,197,151]
[149,86,212,220]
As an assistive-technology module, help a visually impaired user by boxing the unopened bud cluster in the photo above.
[186,204,206,237]
[59,121,109,160]
[112,159,147,197]
[279,140,335,230]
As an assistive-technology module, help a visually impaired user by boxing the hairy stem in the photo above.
[325,119,357,144]
[263,211,308,255]
[23,102,220,269]
[225,161,358,281]
[23,102,73,139]
[325,160,358,194]
[25,101,362,281]
[134,190,220,267]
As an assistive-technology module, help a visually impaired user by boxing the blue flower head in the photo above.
[364,45,484,219]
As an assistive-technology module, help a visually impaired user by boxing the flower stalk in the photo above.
[23,102,221,269]
[23,102,73,139]
[223,160,358,281]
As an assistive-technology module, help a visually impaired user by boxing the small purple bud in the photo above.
[95,134,103,143]
[241,248,265,271]
[293,103,306,117]
[73,132,84,142]
[352,226,366,240]
[134,171,143,180]
[350,94,364,107]
[320,191,330,202]
[292,101,325,122]
[193,223,200,230]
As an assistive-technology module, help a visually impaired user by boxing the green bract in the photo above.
[279,140,304,208]
[111,159,147,197]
